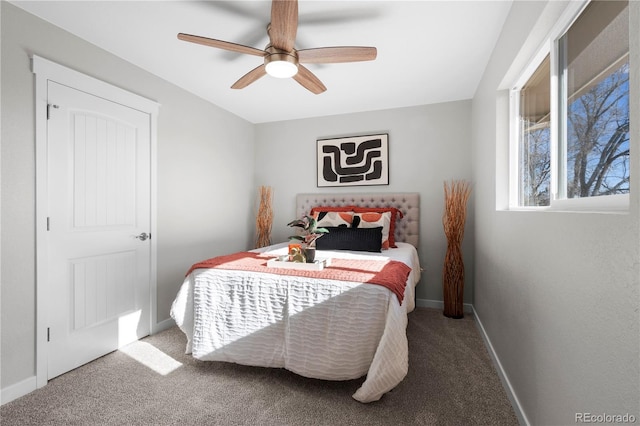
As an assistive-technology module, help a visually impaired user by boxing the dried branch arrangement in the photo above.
[442,180,472,318]
[255,186,273,249]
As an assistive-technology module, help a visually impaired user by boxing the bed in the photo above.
[170,193,421,403]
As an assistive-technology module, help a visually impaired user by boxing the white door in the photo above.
[46,81,151,379]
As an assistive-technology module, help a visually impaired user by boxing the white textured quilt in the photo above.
[170,242,421,403]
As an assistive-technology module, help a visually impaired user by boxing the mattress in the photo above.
[170,242,421,403]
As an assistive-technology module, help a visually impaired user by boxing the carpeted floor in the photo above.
[1,308,519,425]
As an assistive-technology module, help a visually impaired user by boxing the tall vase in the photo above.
[442,180,471,319]
[443,242,465,318]
[255,186,273,249]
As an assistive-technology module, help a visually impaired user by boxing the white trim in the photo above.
[149,108,160,336]
[473,306,530,426]
[34,56,50,389]
[31,55,160,389]
[507,192,629,214]
[508,89,520,208]
[548,193,629,213]
[512,42,552,91]
[1,376,37,406]
[550,34,562,201]
[32,56,159,114]
[153,318,176,335]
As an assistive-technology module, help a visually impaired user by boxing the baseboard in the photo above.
[152,317,176,334]
[415,298,474,313]
[472,306,529,426]
[1,376,37,406]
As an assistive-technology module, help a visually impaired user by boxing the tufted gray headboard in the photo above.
[296,193,420,248]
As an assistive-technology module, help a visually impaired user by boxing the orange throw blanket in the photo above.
[186,251,411,304]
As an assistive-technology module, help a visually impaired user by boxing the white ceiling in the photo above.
[11,0,513,124]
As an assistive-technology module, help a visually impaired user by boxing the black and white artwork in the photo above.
[318,134,389,187]
[317,134,389,187]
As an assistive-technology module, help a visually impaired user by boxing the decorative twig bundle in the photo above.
[442,180,471,318]
[255,186,273,249]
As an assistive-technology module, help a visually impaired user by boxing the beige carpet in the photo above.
[1,308,518,425]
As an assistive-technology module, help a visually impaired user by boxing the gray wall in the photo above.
[471,1,640,424]
[254,102,474,303]
[1,2,255,389]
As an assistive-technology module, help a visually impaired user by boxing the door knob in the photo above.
[135,232,150,241]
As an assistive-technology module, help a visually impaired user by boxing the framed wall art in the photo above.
[316,134,389,187]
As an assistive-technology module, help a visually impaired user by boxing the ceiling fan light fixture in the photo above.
[266,60,298,78]
[264,46,299,78]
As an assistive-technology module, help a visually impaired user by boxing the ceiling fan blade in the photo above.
[293,65,326,94]
[270,0,298,51]
[298,47,377,64]
[231,64,267,89]
[177,33,265,57]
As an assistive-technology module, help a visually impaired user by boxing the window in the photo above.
[517,55,551,206]
[511,0,629,209]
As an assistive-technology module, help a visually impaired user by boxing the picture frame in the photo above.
[316,134,389,187]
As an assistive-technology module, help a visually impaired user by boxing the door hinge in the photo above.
[46,104,59,120]
[46,217,50,231]
[47,327,50,342]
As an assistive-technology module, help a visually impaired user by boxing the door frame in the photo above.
[32,55,160,388]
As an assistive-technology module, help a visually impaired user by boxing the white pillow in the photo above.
[353,211,392,249]
[313,211,353,228]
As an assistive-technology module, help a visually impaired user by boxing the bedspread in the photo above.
[185,251,410,304]
[170,243,421,403]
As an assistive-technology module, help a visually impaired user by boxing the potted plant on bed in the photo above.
[287,215,329,263]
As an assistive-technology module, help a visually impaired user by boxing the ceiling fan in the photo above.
[177,0,377,94]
